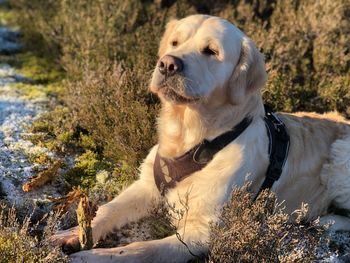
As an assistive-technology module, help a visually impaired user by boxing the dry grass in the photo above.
[208,185,326,263]
[0,203,68,263]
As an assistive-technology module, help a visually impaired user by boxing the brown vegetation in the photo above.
[208,186,325,263]
[4,0,350,262]
[0,203,68,263]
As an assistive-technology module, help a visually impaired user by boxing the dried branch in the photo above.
[22,160,61,192]
[49,188,82,214]
[76,195,97,250]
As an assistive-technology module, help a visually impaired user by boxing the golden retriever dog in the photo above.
[53,14,350,263]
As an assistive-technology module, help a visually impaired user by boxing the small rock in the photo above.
[96,170,109,185]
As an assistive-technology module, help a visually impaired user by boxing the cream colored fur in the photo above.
[52,15,350,263]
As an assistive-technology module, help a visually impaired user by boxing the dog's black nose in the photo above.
[158,55,183,76]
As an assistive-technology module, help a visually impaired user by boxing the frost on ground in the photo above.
[0,25,62,216]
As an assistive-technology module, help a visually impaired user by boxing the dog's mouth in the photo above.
[159,86,199,104]
[150,71,201,104]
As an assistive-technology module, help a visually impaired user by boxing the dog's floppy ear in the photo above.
[158,19,178,58]
[228,37,267,104]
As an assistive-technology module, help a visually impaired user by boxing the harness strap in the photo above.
[254,105,290,199]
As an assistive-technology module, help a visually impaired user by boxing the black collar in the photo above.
[153,105,290,196]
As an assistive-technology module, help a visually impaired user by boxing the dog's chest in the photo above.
[161,140,270,220]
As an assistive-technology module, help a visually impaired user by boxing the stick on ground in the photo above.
[22,160,61,192]
[76,195,97,250]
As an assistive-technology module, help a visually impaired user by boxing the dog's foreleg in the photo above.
[92,178,160,243]
[71,224,209,263]
[90,146,160,243]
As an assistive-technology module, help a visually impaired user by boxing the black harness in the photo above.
[256,105,290,197]
[154,105,290,196]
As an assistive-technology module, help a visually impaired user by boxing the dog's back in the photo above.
[274,112,350,223]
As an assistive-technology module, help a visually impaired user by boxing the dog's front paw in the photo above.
[50,226,80,254]
[70,242,155,263]
[70,250,102,263]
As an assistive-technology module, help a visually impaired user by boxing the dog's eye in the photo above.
[171,41,178,47]
[202,46,218,56]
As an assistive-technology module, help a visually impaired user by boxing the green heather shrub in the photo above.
[66,63,159,165]
[64,150,111,188]
[15,52,63,83]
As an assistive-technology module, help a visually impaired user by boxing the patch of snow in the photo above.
[0,26,60,209]
[0,70,48,202]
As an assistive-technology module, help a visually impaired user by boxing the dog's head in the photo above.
[150,15,267,106]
